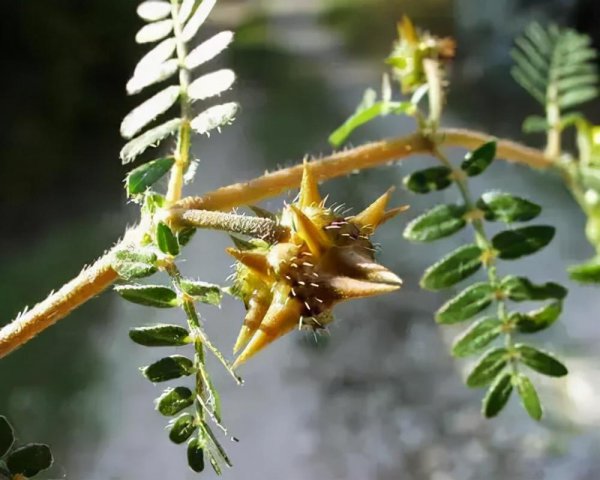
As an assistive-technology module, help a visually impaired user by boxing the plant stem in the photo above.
[546,83,561,159]
[0,129,551,359]
[166,209,289,243]
[167,0,193,203]
[433,147,516,368]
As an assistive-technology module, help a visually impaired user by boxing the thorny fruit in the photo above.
[227,161,408,368]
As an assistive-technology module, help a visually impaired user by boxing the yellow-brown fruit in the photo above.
[228,162,406,368]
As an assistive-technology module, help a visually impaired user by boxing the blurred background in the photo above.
[1,0,600,478]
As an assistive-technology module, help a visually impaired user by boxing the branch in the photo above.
[0,129,551,358]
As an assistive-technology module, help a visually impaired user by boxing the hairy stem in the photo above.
[167,0,193,203]
[166,209,289,243]
[0,129,551,358]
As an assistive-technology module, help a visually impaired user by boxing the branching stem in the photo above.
[0,129,552,359]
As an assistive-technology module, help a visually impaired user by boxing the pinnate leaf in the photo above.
[186,31,234,70]
[112,249,158,280]
[514,301,562,333]
[466,347,508,387]
[127,156,175,195]
[461,141,496,176]
[127,59,178,95]
[420,244,483,291]
[404,166,453,194]
[452,317,502,358]
[180,280,222,305]
[435,282,494,324]
[187,437,205,472]
[129,324,191,347]
[477,191,541,223]
[403,204,467,242]
[482,371,513,418]
[568,257,600,283]
[492,226,555,260]
[115,284,179,308]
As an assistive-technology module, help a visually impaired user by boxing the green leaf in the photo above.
[185,31,235,70]
[143,355,194,383]
[127,157,175,195]
[157,386,194,416]
[200,422,233,468]
[177,227,196,247]
[559,86,599,109]
[137,2,171,22]
[452,317,502,358]
[191,103,238,135]
[114,284,179,308]
[120,118,182,164]
[568,257,600,283]
[436,282,494,324]
[515,373,543,420]
[187,437,205,473]
[476,191,541,223]
[461,141,496,176]
[112,249,158,280]
[491,226,555,260]
[403,204,467,242]
[403,166,453,194]
[188,69,235,101]
[522,115,549,133]
[156,222,180,256]
[515,344,568,377]
[121,86,180,139]
[182,0,217,42]
[466,347,508,387]
[513,302,562,333]
[0,417,14,458]
[500,276,567,301]
[482,371,513,418]
[135,19,173,44]
[328,98,413,147]
[420,244,483,291]
[129,324,191,347]
[205,377,222,424]
[6,444,53,478]
[180,280,222,306]
[169,413,197,444]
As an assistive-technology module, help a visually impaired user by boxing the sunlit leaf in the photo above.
[515,344,568,377]
[112,248,158,280]
[191,103,238,135]
[188,69,235,101]
[126,156,175,195]
[435,282,494,324]
[134,38,176,78]
[137,1,171,22]
[129,324,191,347]
[178,0,196,23]
[515,373,543,420]
[500,276,567,302]
[121,118,181,163]
[482,371,513,418]
[121,86,180,139]
[180,279,222,305]
[185,31,234,70]
[182,0,217,42]
[420,244,483,291]
[127,59,178,95]
[114,284,179,308]
[136,19,173,44]
[452,317,502,358]
[403,204,467,242]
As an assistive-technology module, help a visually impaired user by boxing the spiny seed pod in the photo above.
[227,161,408,368]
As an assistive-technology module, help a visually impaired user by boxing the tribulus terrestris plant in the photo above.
[3,1,600,475]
